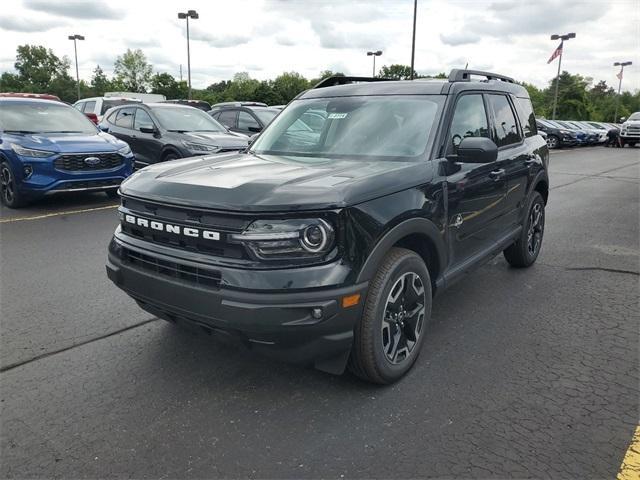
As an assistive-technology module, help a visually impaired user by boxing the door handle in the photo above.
[489,168,505,180]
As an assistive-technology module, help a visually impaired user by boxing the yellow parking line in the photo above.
[0,204,118,224]
[618,425,640,480]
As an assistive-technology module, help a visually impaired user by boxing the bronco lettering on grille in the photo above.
[124,214,220,240]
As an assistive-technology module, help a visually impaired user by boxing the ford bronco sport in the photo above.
[106,70,549,384]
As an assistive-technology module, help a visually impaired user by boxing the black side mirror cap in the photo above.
[450,137,498,164]
[248,126,262,133]
[139,126,156,134]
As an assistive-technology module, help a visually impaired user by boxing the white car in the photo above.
[620,112,640,147]
[73,96,142,122]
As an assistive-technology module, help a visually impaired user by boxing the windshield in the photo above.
[251,95,444,161]
[628,112,640,121]
[253,108,279,125]
[0,101,97,134]
[151,106,226,132]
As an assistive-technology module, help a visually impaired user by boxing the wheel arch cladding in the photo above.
[535,178,549,204]
[356,217,446,291]
[162,147,181,160]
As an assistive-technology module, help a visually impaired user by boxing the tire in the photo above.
[628,142,637,147]
[546,135,559,149]
[349,247,432,384]
[162,151,180,162]
[105,189,119,199]
[503,191,545,268]
[0,161,28,208]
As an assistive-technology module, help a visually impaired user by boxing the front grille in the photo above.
[120,196,252,259]
[55,153,124,171]
[122,247,221,289]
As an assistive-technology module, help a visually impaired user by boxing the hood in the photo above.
[181,131,248,148]
[120,152,431,212]
[2,131,125,153]
[623,120,640,127]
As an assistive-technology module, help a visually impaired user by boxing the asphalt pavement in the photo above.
[1,146,638,478]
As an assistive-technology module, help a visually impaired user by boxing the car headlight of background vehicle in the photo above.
[182,141,217,152]
[117,144,132,156]
[11,144,55,158]
[230,218,335,261]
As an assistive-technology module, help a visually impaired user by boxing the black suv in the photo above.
[107,70,549,384]
[209,102,280,136]
[99,103,248,167]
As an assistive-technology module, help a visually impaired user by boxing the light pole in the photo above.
[367,50,382,77]
[549,32,575,119]
[613,61,632,123]
[178,9,199,99]
[67,34,84,101]
[410,0,417,80]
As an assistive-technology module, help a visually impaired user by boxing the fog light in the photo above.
[311,307,323,319]
[23,165,33,179]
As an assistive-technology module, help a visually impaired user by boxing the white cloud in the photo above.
[0,0,637,93]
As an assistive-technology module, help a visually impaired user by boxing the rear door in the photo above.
[486,94,529,230]
[445,93,508,265]
[216,109,238,131]
[107,106,136,145]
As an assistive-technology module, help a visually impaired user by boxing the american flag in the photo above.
[617,68,624,80]
[547,42,563,64]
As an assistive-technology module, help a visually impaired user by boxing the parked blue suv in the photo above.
[0,97,134,208]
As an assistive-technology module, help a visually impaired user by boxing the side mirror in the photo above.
[98,123,109,132]
[247,133,259,146]
[619,117,626,123]
[248,126,262,133]
[139,126,156,134]
[451,137,498,164]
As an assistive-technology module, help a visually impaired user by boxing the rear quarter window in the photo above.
[516,98,538,138]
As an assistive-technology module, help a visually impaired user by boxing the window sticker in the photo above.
[328,113,348,119]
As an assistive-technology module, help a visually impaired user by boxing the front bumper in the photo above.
[14,153,134,197]
[106,237,367,373]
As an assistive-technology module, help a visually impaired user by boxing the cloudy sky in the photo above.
[1,0,639,91]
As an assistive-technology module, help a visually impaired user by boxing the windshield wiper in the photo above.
[3,130,40,134]
[167,129,188,133]
[47,130,84,133]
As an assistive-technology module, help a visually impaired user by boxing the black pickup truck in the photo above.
[106,70,549,384]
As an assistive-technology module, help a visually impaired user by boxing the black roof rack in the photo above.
[448,69,515,83]
[313,75,390,89]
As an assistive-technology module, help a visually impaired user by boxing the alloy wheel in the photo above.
[0,165,15,205]
[527,202,544,256]
[381,271,426,365]
[547,136,558,149]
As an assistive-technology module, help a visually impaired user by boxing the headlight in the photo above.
[230,218,335,261]
[559,130,570,134]
[182,141,217,152]
[11,144,54,158]
[117,144,132,155]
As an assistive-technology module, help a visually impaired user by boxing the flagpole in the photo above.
[551,40,563,120]
[613,61,632,123]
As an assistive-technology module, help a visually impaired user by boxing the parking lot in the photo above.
[0,146,638,478]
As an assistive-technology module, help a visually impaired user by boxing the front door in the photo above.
[132,108,162,165]
[444,93,508,266]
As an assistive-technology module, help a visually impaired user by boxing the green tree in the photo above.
[150,72,188,99]
[547,71,593,120]
[13,45,70,93]
[378,64,417,80]
[0,72,24,92]
[113,49,152,92]
[271,72,309,103]
[90,65,111,96]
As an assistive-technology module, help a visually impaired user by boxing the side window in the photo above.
[448,94,490,154]
[114,107,135,129]
[516,98,537,137]
[74,102,84,112]
[238,111,260,131]
[217,110,236,128]
[83,100,96,114]
[133,108,154,130]
[488,94,522,147]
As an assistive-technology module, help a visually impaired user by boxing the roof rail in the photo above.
[448,69,515,83]
[313,75,390,89]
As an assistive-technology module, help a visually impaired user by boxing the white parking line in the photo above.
[0,204,118,224]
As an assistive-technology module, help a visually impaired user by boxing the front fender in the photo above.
[355,217,447,285]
